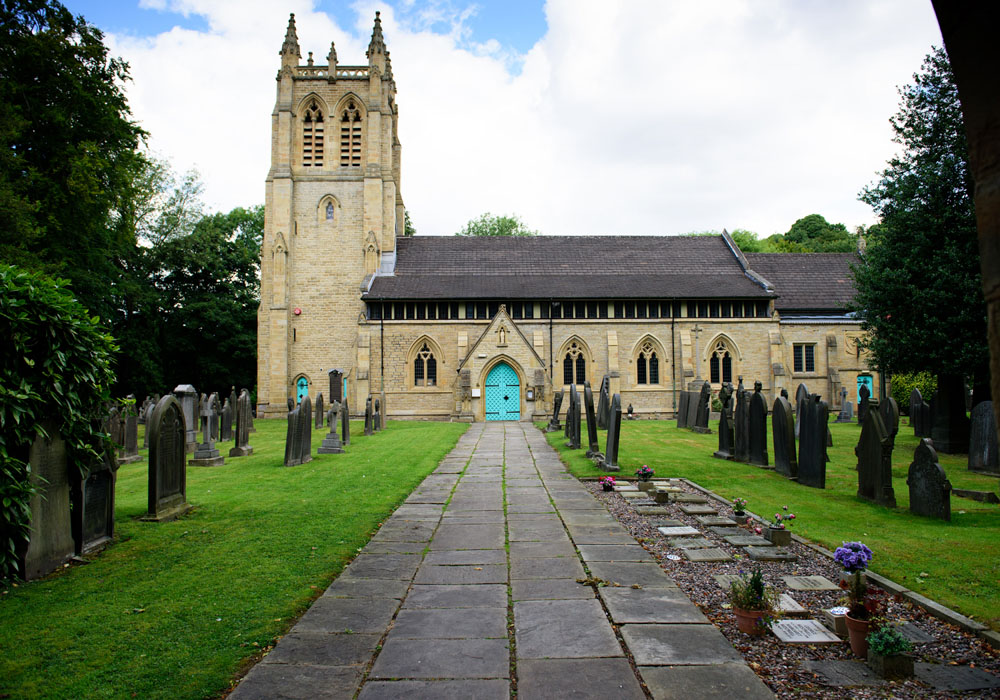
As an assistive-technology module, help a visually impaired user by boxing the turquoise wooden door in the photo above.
[485,363,520,421]
[296,377,309,404]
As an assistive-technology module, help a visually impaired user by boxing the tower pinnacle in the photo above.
[366,11,386,58]
[280,13,301,58]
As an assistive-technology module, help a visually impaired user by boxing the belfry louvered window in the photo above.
[302,101,324,167]
[340,99,362,167]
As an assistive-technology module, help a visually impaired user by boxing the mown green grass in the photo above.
[0,419,467,700]
[542,416,1000,630]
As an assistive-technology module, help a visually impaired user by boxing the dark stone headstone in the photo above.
[71,447,117,555]
[221,399,233,442]
[878,397,900,452]
[288,397,295,411]
[284,403,298,466]
[910,388,924,434]
[229,387,237,434]
[190,392,224,467]
[364,396,374,436]
[565,386,581,449]
[298,395,313,464]
[142,399,155,449]
[798,395,828,489]
[546,390,564,432]
[173,384,198,453]
[229,389,254,457]
[794,383,809,438]
[596,375,610,430]
[931,374,971,454]
[676,391,691,429]
[714,382,735,460]
[907,439,951,521]
[120,404,140,464]
[969,400,999,474]
[318,400,345,454]
[772,396,797,479]
[328,369,344,404]
[341,396,351,446]
[748,381,769,467]
[734,378,750,463]
[315,393,324,430]
[780,388,789,399]
[692,381,712,434]
[599,393,622,472]
[856,401,896,507]
[374,397,382,432]
[20,422,75,579]
[583,382,601,458]
[143,395,191,521]
[858,383,870,426]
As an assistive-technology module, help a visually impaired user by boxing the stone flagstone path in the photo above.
[230,423,774,699]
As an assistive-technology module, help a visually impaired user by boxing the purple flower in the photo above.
[834,541,873,573]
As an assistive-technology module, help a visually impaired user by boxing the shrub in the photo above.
[867,623,913,656]
[890,372,937,415]
[729,567,778,611]
[0,265,117,579]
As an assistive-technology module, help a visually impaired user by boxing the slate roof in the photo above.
[365,235,774,300]
[744,253,858,312]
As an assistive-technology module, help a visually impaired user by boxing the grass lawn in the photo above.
[542,415,1000,631]
[0,419,467,700]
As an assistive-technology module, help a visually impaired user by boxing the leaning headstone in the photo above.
[565,385,581,449]
[596,375,610,429]
[878,396,900,452]
[229,389,254,457]
[284,402,300,466]
[318,400,345,454]
[599,394,622,472]
[772,396,797,479]
[908,439,952,521]
[692,381,712,434]
[676,391,691,429]
[856,401,896,507]
[584,382,601,458]
[858,383,870,426]
[714,382,735,460]
[374,397,382,432]
[364,396,374,436]
[71,441,118,555]
[931,374,971,454]
[143,395,192,522]
[173,384,199,452]
[734,377,750,463]
[315,393,324,430]
[220,399,233,442]
[20,422,75,579]
[341,396,351,446]
[748,381,769,467]
[189,393,224,467]
[798,395,828,489]
[297,395,313,464]
[546,390,564,432]
[794,383,809,438]
[968,401,999,474]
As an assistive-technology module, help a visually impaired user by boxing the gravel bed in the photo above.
[586,480,1000,698]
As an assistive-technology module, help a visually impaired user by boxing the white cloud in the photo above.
[107,0,943,237]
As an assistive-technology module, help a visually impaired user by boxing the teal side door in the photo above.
[296,377,309,404]
[485,363,520,421]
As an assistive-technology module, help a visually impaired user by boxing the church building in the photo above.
[257,14,876,421]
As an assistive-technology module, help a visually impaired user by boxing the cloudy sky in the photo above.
[64,0,943,237]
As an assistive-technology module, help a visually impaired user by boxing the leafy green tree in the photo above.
[456,212,538,237]
[0,0,145,323]
[785,214,857,252]
[403,209,416,237]
[854,47,987,378]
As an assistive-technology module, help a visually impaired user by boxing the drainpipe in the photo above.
[670,301,676,413]
[380,300,385,417]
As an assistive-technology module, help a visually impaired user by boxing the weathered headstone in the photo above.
[931,374,971,454]
[143,395,192,521]
[173,384,199,453]
[374,397,382,432]
[571,386,583,449]
[19,422,75,579]
[692,381,712,434]
[599,393,622,472]
[878,396,900,452]
[221,398,233,442]
[298,395,313,463]
[190,392,225,467]
[835,386,854,423]
[676,390,691,429]
[71,442,117,555]
[714,382,735,460]
[798,395,828,489]
[907,439,952,520]
[364,396,374,436]
[142,399,155,449]
[794,383,809,438]
[858,383,870,426]
[596,375,610,429]
[748,381,769,467]
[284,402,299,466]
[229,389,254,457]
[684,389,700,429]
[911,389,932,438]
[583,381,601,458]
[315,392,324,430]
[288,397,295,411]
[318,400,345,454]
[546,389,564,432]
[229,386,237,435]
[772,395,797,479]
[734,377,749,463]
[856,401,896,507]
[968,400,999,474]
[120,401,140,464]
[328,369,343,405]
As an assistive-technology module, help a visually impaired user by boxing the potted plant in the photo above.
[732,497,749,524]
[763,506,795,546]
[599,476,616,492]
[728,567,778,635]
[866,622,914,679]
[635,465,655,491]
[835,541,875,658]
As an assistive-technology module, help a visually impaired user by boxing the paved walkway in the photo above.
[231,423,774,699]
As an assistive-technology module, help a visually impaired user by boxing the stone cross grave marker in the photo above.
[772,395,797,479]
[546,389,564,432]
[318,399,345,454]
[907,438,952,520]
[189,392,225,467]
[856,401,896,507]
[143,395,192,522]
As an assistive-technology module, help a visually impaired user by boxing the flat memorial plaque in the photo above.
[747,546,798,562]
[614,483,639,492]
[635,506,670,516]
[723,535,772,547]
[672,493,708,504]
[657,526,700,537]
[713,574,742,590]
[621,491,648,500]
[898,622,935,645]
[669,537,715,549]
[684,548,731,562]
[679,504,717,515]
[783,575,840,591]
[771,619,841,644]
[777,593,808,616]
[650,519,685,529]
[695,515,735,526]
[708,527,743,537]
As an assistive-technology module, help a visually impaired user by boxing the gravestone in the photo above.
[599,393,622,472]
[374,397,382,432]
[913,392,932,438]
[546,390,564,432]
[143,395,192,521]
[283,402,299,466]
[137,397,149,425]
[328,368,344,404]
[907,439,952,521]
[910,388,924,435]
[287,397,295,411]
[856,401,896,507]
[676,391,691,429]
[931,374,971,454]
[120,401,140,464]
[142,399,156,449]
[748,381,769,467]
[229,389,254,457]
[190,392,225,467]
[297,395,313,463]
[858,383,870,426]
[364,396,374,436]
[565,386,581,449]
[220,399,233,441]
[968,401,999,474]
[229,387,237,435]
[692,381,712,434]
[211,394,222,441]
[794,383,809,438]
[878,396,900,452]
[798,395,828,489]
[20,422,75,579]
[107,405,121,458]
[584,382,601,458]
[315,393,324,430]
[734,377,750,463]
[173,384,199,453]
[380,394,387,427]
[71,443,117,555]
[341,396,351,446]
[684,389,700,429]
[772,395,797,479]
[596,375,610,429]
[318,399,345,454]
[714,382,735,460]
[835,387,854,423]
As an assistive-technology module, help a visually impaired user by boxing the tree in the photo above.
[853,47,987,379]
[785,214,857,252]
[0,0,146,323]
[403,209,416,237]
[456,212,538,237]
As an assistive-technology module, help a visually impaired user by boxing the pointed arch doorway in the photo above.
[484,362,520,421]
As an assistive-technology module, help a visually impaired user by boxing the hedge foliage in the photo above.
[890,371,938,416]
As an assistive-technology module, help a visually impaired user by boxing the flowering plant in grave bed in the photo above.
[732,497,748,514]
[768,505,796,529]
[835,541,875,618]
[634,465,654,481]
[834,541,873,573]
[599,476,616,491]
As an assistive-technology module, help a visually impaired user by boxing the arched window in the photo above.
[637,340,660,385]
[413,343,437,386]
[709,340,733,384]
[562,341,586,385]
[340,99,362,167]
[302,100,324,167]
[325,202,334,220]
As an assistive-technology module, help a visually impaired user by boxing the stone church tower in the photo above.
[257,13,403,417]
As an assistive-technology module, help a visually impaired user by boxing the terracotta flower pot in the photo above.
[733,608,769,635]
[845,614,870,658]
